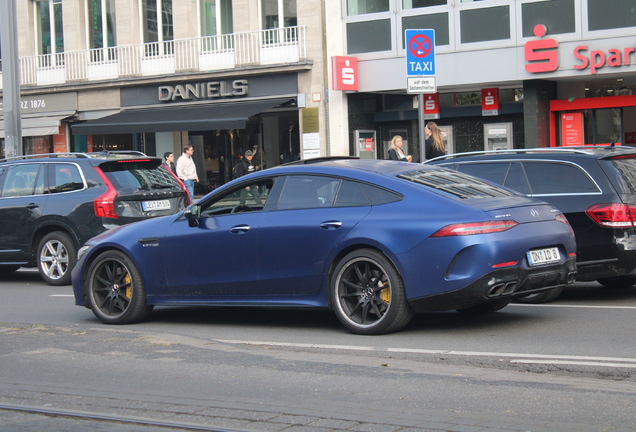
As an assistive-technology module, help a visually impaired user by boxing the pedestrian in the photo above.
[251,144,264,170]
[281,122,300,162]
[233,150,262,206]
[162,151,176,175]
[387,135,412,162]
[176,144,199,200]
[425,121,446,160]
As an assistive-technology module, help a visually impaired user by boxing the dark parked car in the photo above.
[427,146,636,302]
[72,158,576,335]
[0,152,189,285]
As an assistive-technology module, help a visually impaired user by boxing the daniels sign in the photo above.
[158,79,248,102]
[525,24,636,75]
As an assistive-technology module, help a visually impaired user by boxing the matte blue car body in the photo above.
[72,159,576,316]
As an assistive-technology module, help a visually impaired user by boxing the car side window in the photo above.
[1,164,41,198]
[502,162,531,195]
[48,163,84,194]
[335,180,371,207]
[200,179,274,216]
[456,162,510,185]
[522,162,599,195]
[277,176,341,210]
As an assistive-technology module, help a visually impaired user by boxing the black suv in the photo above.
[0,152,188,285]
[427,146,636,302]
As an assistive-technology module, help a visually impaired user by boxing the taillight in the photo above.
[555,214,569,224]
[93,167,118,218]
[430,220,518,237]
[586,203,636,227]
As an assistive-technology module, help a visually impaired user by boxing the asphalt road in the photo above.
[2,269,636,431]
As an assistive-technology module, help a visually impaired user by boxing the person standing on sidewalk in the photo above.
[176,145,199,200]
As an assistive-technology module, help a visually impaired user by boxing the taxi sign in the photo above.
[406,29,436,76]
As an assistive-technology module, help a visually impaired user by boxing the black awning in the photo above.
[71,98,291,135]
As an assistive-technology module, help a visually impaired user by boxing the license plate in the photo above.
[527,247,561,266]
[142,200,171,211]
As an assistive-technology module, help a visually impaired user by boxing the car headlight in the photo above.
[77,245,92,261]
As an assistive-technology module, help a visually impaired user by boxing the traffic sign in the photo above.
[406,29,436,76]
[406,76,436,94]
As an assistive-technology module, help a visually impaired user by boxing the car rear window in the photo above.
[99,161,181,191]
[398,169,516,199]
[611,158,636,194]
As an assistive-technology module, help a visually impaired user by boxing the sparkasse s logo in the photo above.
[525,24,559,73]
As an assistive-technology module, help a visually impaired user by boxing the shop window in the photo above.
[522,0,575,37]
[36,0,64,66]
[87,0,116,51]
[402,13,449,46]
[347,19,392,54]
[460,5,510,43]
[402,0,446,9]
[347,0,389,16]
[142,0,173,56]
[588,0,636,31]
[454,91,481,106]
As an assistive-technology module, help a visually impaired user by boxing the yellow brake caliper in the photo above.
[124,274,132,299]
[379,281,391,304]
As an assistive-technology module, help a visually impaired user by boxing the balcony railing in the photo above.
[10,26,306,87]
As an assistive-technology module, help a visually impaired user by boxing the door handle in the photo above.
[26,203,39,210]
[320,221,342,230]
[230,224,251,234]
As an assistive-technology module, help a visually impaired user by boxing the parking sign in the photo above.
[406,29,436,76]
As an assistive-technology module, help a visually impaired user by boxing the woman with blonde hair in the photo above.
[425,122,445,160]
[387,135,412,162]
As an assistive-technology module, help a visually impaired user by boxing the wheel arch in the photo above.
[32,221,81,259]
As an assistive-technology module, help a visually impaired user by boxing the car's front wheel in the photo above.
[331,249,414,335]
[37,232,77,286]
[86,250,153,324]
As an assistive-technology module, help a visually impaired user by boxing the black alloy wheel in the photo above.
[37,232,77,286]
[86,250,153,324]
[331,249,414,335]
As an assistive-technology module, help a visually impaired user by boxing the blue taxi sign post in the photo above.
[405,29,436,161]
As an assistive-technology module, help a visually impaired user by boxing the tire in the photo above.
[331,249,414,335]
[597,276,636,289]
[85,250,153,324]
[456,299,511,315]
[37,232,77,286]
[514,286,564,304]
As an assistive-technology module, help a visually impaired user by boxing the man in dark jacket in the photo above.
[234,150,262,206]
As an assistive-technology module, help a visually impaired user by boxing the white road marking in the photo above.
[509,303,636,310]
[216,339,636,368]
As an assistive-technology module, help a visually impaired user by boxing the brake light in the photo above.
[555,214,569,224]
[586,203,636,228]
[430,220,518,237]
[93,167,119,218]
[117,159,152,163]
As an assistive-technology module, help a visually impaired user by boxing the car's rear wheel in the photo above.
[331,249,414,335]
[456,299,511,315]
[86,250,153,324]
[597,276,636,289]
[37,232,77,286]
[514,286,564,304]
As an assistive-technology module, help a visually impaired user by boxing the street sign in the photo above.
[406,29,436,76]
[407,77,437,94]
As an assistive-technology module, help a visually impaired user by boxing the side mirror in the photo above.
[184,204,201,227]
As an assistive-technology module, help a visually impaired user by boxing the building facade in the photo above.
[1,0,343,186]
[327,0,636,162]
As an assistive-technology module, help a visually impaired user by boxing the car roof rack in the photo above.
[87,150,148,157]
[282,156,360,166]
[0,152,91,163]
[426,147,619,162]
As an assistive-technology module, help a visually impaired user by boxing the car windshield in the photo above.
[99,161,181,191]
[398,169,516,199]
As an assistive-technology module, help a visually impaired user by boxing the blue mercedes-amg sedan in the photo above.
[72,158,577,334]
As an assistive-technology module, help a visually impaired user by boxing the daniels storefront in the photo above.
[71,73,302,187]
